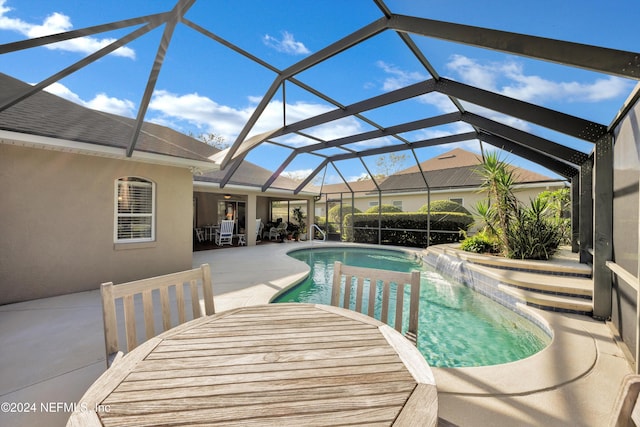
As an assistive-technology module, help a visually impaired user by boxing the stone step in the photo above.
[498,285,593,313]
[465,263,593,298]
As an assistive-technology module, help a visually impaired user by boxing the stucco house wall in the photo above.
[0,144,194,305]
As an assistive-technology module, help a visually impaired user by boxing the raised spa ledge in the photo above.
[432,244,593,277]
[424,245,594,315]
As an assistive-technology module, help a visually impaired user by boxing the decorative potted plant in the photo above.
[292,207,306,240]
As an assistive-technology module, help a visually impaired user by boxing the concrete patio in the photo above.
[0,242,633,426]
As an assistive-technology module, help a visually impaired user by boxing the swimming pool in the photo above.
[273,247,551,368]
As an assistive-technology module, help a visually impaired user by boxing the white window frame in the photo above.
[392,200,403,210]
[368,201,379,207]
[114,177,156,243]
[449,198,464,206]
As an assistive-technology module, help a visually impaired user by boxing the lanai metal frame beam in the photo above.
[0,19,166,112]
[478,133,579,179]
[462,112,590,166]
[434,78,608,142]
[388,14,640,80]
[126,0,197,156]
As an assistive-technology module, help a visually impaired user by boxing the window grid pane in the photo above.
[117,216,152,240]
[118,181,153,214]
[116,178,154,242]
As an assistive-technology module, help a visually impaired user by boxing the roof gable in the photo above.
[398,148,481,174]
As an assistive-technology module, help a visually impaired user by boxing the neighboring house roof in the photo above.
[321,179,379,195]
[319,148,565,196]
[397,147,481,174]
[0,73,219,166]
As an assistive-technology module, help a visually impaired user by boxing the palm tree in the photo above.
[477,152,519,256]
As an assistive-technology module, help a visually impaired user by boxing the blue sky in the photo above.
[0,0,638,185]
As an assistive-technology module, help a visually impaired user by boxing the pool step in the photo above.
[498,285,593,314]
[465,263,593,298]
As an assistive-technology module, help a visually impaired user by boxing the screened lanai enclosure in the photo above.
[1,1,639,370]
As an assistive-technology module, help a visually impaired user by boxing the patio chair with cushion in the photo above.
[215,220,234,246]
[100,264,215,367]
[331,261,421,345]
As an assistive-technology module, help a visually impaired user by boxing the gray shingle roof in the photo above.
[0,73,217,163]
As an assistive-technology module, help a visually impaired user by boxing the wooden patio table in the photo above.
[67,303,437,426]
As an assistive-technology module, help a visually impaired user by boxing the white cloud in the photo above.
[281,168,314,181]
[413,121,476,141]
[263,31,310,55]
[416,92,458,113]
[149,90,250,139]
[446,54,631,103]
[43,82,136,117]
[148,90,369,146]
[38,79,364,147]
[376,60,425,91]
[0,0,135,58]
[445,55,500,92]
[85,93,136,117]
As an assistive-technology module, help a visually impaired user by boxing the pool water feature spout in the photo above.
[434,253,465,284]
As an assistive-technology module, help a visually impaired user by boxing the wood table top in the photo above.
[67,303,437,426]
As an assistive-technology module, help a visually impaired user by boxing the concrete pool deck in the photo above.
[0,242,633,426]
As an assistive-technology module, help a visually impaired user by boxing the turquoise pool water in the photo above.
[273,247,551,368]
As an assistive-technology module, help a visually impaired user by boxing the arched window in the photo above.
[115,177,155,242]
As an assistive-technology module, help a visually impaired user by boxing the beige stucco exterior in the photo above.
[0,144,194,305]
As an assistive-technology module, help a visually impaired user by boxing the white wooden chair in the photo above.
[194,227,205,243]
[215,220,234,246]
[100,264,215,368]
[610,374,640,427]
[331,261,421,345]
[268,221,287,240]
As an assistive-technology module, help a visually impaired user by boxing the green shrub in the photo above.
[365,204,403,213]
[327,205,360,224]
[419,200,471,215]
[343,212,473,247]
[504,197,562,260]
[460,231,500,254]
